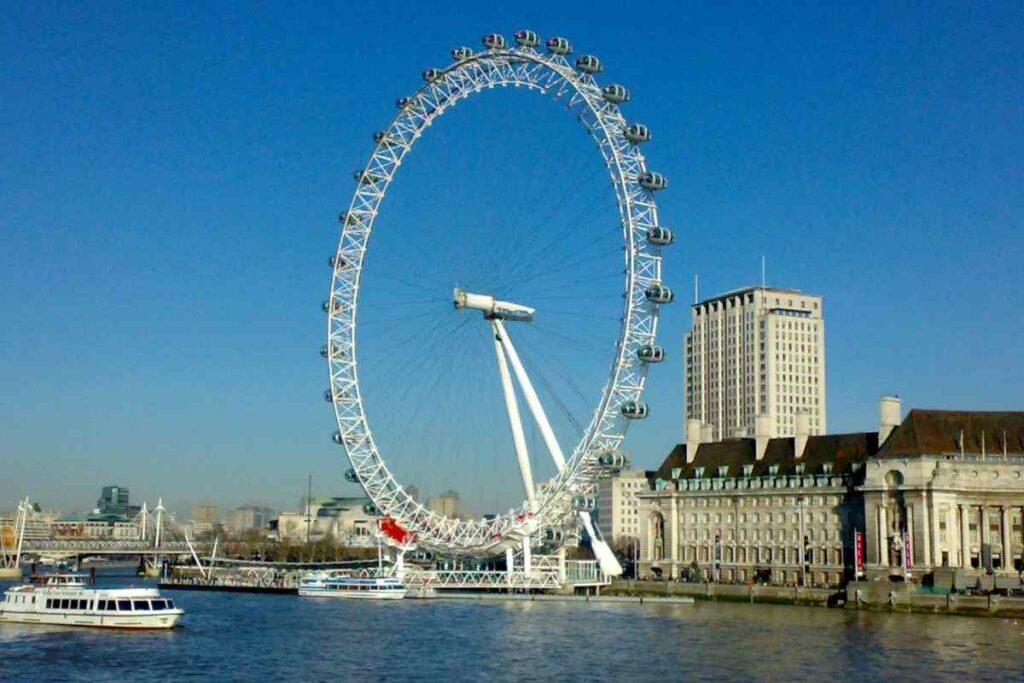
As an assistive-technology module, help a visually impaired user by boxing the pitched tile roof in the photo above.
[878,409,1024,457]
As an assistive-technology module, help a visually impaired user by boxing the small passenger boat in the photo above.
[0,573,184,629]
[298,573,407,600]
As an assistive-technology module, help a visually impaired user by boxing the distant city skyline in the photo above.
[2,4,1021,512]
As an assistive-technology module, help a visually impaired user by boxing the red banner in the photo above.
[904,531,913,570]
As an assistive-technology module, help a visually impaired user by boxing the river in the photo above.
[1,573,1022,681]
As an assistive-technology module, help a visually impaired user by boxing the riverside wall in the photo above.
[606,579,1024,618]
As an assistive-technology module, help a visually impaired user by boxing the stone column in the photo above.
[921,493,932,568]
[906,504,915,568]
[959,504,971,569]
[669,496,680,574]
[1002,506,1013,572]
[878,505,888,567]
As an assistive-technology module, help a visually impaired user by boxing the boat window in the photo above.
[96,600,106,610]
[60,599,69,610]
[166,600,175,609]
[117,600,132,611]
[133,600,151,611]
[152,599,168,610]
[45,599,52,609]
[105,601,117,611]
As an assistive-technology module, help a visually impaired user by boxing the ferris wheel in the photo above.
[324,30,674,575]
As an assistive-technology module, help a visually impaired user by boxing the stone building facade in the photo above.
[637,399,1024,587]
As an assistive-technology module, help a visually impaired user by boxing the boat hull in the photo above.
[298,588,407,600]
[0,609,184,629]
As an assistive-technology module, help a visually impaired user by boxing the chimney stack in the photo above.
[700,423,715,445]
[685,419,702,464]
[794,412,809,458]
[755,414,772,461]
[879,396,901,445]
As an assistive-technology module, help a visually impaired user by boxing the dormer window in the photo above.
[671,467,682,480]
[718,465,729,478]
[695,466,706,478]
[795,463,805,475]
[768,464,780,476]
[742,464,754,477]
[822,463,833,475]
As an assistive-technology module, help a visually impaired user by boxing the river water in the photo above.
[2,574,1023,681]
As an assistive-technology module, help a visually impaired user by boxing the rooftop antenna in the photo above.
[1004,430,1008,460]
[981,431,986,459]
[761,254,766,291]
[959,429,965,459]
[693,273,699,305]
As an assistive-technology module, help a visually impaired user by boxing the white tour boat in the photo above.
[0,573,184,629]
[298,573,407,600]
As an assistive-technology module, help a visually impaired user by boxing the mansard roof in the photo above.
[651,432,879,482]
[878,409,1024,458]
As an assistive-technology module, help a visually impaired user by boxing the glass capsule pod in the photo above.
[571,495,596,512]
[344,468,360,484]
[320,345,329,358]
[323,389,334,403]
[451,46,473,62]
[647,226,674,246]
[637,344,666,363]
[638,171,668,191]
[332,431,343,445]
[514,29,538,47]
[320,344,341,359]
[546,36,572,55]
[621,400,649,419]
[598,451,628,469]
[422,68,442,82]
[338,211,360,226]
[602,84,630,104]
[644,282,675,304]
[542,527,564,543]
[395,96,415,109]
[373,131,401,146]
[482,33,506,50]
[363,503,381,516]
[353,170,381,185]
[575,55,602,75]
[624,123,651,144]
[328,255,350,269]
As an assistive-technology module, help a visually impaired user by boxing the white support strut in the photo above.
[493,318,567,472]
[491,321,537,507]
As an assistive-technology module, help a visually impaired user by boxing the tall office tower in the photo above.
[684,286,826,440]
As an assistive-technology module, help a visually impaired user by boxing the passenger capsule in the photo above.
[373,131,401,146]
[451,46,473,62]
[344,468,360,484]
[320,345,329,358]
[621,400,649,419]
[354,170,381,185]
[624,123,651,144]
[332,431,343,445]
[322,299,342,313]
[602,84,630,104]
[542,527,564,543]
[422,68,442,82]
[546,36,572,55]
[323,389,334,403]
[575,55,602,75]
[638,171,668,191]
[395,96,415,109]
[328,255,351,269]
[571,495,596,513]
[320,344,340,359]
[638,345,666,363]
[647,226,674,246]
[644,282,674,304]
[363,502,381,516]
[598,451,628,469]
[482,33,506,50]
[514,29,539,47]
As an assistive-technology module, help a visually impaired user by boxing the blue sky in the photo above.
[1,2,1021,517]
